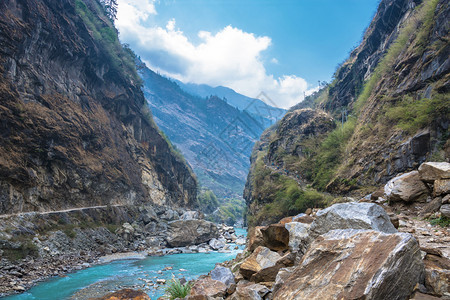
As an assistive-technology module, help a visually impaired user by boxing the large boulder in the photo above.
[209,238,226,250]
[385,171,429,202]
[166,220,218,247]
[239,246,281,280]
[189,277,227,298]
[260,223,290,251]
[310,202,397,237]
[96,289,150,300]
[434,179,450,196]
[273,229,423,300]
[210,266,235,287]
[418,162,450,183]
[284,221,311,254]
[229,282,270,300]
[239,246,293,283]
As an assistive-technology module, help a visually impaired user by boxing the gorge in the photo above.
[0,0,449,299]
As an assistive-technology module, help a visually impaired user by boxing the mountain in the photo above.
[175,80,286,128]
[140,66,271,204]
[0,0,197,214]
[244,0,449,226]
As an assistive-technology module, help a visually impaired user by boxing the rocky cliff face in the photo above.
[0,0,197,214]
[245,0,449,226]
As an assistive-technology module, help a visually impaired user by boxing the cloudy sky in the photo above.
[116,0,379,109]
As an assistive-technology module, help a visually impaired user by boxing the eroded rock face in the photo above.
[385,171,429,202]
[418,162,450,183]
[423,254,450,297]
[166,220,218,247]
[273,229,423,300]
[310,202,397,237]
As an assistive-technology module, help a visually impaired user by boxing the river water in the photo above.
[4,228,247,300]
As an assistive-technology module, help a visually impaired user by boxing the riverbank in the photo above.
[2,229,247,300]
[0,203,244,297]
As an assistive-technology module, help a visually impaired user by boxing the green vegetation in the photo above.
[430,216,450,228]
[248,152,332,226]
[75,0,142,85]
[210,198,246,226]
[164,277,192,300]
[383,94,450,133]
[354,0,440,112]
[197,189,220,214]
[311,117,356,190]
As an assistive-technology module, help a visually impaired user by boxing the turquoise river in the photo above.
[3,228,247,300]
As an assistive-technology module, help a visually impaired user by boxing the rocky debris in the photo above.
[418,162,450,183]
[423,253,450,297]
[309,202,397,237]
[166,220,218,247]
[273,229,423,300]
[190,277,227,298]
[385,171,429,202]
[210,266,235,287]
[229,282,270,300]
[95,288,150,300]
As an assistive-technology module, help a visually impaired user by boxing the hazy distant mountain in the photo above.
[175,80,286,128]
[140,66,283,200]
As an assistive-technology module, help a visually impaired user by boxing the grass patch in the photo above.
[164,277,192,300]
[383,94,450,133]
[430,216,450,228]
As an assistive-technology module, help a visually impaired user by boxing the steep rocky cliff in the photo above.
[245,0,449,226]
[0,0,197,214]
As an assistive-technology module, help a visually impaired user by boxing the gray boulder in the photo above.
[166,219,218,247]
[180,210,202,220]
[440,204,450,218]
[211,266,235,286]
[310,202,397,237]
[385,171,428,202]
[209,238,226,250]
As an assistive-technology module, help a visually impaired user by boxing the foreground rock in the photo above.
[190,277,227,298]
[211,266,235,286]
[385,171,429,202]
[310,202,397,236]
[273,229,423,300]
[96,289,150,300]
[166,220,218,247]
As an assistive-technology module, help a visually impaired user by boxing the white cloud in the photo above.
[116,0,313,109]
[270,58,279,64]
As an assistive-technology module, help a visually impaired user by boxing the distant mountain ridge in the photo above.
[140,65,285,201]
[174,80,286,128]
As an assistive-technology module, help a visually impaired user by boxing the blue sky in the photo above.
[116,0,380,108]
